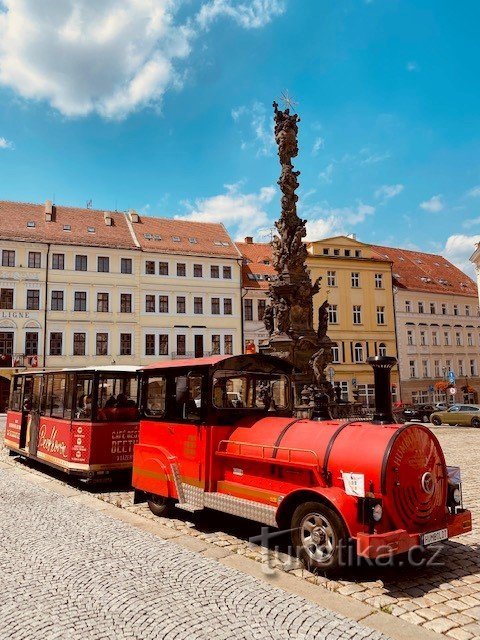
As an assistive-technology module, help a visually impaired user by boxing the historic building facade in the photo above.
[374,245,480,404]
[0,200,242,410]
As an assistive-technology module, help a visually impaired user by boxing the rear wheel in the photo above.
[471,417,480,428]
[147,494,171,517]
[290,501,349,574]
[431,416,441,426]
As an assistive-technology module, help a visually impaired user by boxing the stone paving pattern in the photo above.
[2,418,480,638]
[0,465,390,640]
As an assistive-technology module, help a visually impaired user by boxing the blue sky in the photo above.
[1,0,480,275]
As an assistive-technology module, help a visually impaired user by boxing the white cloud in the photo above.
[443,234,480,278]
[304,202,375,241]
[466,186,480,198]
[0,136,13,149]
[197,0,285,29]
[0,0,284,119]
[420,194,444,213]
[359,150,390,165]
[374,184,404,201]
[463,217,480,229]
[319,163,334,183]
[312,137,325,155]
[231,101,274,156]
[175,182,275,240]
[406,61,419,72]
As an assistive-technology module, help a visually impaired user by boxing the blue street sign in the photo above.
[448,371,456,384]
[428,385,434,392]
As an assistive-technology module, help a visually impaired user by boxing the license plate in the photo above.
[421,528,448,546]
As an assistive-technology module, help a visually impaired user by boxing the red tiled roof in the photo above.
[236,241,275,289]
[371,244,478,297]
[134,217,240,259]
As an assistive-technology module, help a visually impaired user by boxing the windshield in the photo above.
[212,371,289,410]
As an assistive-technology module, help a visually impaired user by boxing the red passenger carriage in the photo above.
[5,366,140,479]
[132,354,472,572]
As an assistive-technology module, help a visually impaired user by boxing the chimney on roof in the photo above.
[104,211,113,226]
[128,209,140,223]
[45,200,55,222]
[245,236,253,244]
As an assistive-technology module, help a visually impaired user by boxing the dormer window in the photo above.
[63,224,71,231]
[172,236,181,242]
[189,237,198,244]
[87,227,95,233]
[27,221,35,228]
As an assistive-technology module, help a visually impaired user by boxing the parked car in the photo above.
[434,402,448,411]
[402,404,436,423]
[430,404,480,427]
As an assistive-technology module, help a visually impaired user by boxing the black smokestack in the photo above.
[367,356,397,424]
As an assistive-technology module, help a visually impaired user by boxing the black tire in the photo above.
[147,494,171,517]
[290,501,349,574]
[472,417,480,428]
[431,416,442,426]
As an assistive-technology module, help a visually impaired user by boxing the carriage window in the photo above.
[51,374,67,418]
[212,372,288,410]
[10,377,23,411]
[175,375,202,421]
[97,375,139,422]
[144,376,167,417]
[74,376,94,420]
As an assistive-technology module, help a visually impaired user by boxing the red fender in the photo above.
[132,443,178,499]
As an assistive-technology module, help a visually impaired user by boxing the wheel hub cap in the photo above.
[300,512,335,562]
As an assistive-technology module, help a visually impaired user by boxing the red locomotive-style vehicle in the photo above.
[132,353,471,572]
[5,366,140,479]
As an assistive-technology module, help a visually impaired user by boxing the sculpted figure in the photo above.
[263,304,274,335]
[317,299,329,339]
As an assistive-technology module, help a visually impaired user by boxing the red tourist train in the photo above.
[5,366,140,478]
[132,353,472,572]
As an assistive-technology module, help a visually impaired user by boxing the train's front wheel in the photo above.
[291,501,348,574]
[147,494,171,517]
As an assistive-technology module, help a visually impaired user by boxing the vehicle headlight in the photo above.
[372,503,383,522]
[453,488,462,504]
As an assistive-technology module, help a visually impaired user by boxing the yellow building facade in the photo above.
[306,236,399,405]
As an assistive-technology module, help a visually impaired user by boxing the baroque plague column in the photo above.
[260,102,333,399]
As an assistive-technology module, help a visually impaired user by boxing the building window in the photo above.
[405,301,411,313]
[145,295,156,313]
[376,306,385,325]
[159,334,169,356]
[121,258,132,274]
[454,305,459,316]
[468,333,474,347]
[73,333,86,356]
[258,299,266,321]
[97,293,109,313]
[351,272,360,288]
[120,293,132,313]
[444,331,451,346]
[470,359,477,376]
[193,264,203,278]
[422,360,429,378]
[224,298,233,315]
[441,304,447,315]
[331,343,340,363]
[212,334,221,355]
[354,342,364,363]
[328,305,338,324]
[224,335,233,355]
[334,381,349,402]
[211,265,219,279]
[26,290,40,310]
[28,252,41,269]
[96,333,108,356]
[456,332,462,346]
[52,253,65,270]
[430,302,436,314]
[407,330,414,346]
[0,288,13,309]
[409,360,417,378]
[145,334,156,356]
[333,249,340,256]
[159,261,169,276]
[211,297,220,315]
[145,261,155,275]
[466,305,470,317]
[420,331,427,346]
[51,290,64,311]
[458,359,464,376]
[244,299,253,321]
[223,266,232,279]
[25,332,39,356]
[327,271,336,287]
[378,342,387,357]
[432,331,439,346]
[194,297,203,314]
[75,255,87,271]
[74,292,87,312]
[49,332,63,356]
[177,296,186,314]
[434,360,441,378]
[418,302,424,314]
[97,256,109,273]
[159,295,169,313]
[176,334,186,356]
[2,249,15,267]
[374,273,383,289]
[355,250,362,258]
[353,305,362,325]
[120,333,132,356]
[177,263,186,277]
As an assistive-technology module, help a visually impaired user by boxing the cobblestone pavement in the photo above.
[0,464,391,640]
[2,416,480,638]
